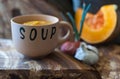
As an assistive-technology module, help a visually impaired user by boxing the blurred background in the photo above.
[0,0,119,39]
[0,0,73,39]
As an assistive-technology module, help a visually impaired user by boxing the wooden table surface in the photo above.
[0,39,120,79]
[95,45,120,79]
[0,39,101,79]
[0,40,120,79]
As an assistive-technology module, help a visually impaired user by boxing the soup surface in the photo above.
[23,20,52,26]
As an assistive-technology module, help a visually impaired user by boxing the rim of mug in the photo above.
[11,14,59,27]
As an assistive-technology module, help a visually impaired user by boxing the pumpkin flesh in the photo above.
[75,5,117,44]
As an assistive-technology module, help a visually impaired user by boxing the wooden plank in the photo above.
[93,45,120,79]
[0,39,101,79]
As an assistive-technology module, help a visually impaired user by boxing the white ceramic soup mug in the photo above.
[11,14,73,58]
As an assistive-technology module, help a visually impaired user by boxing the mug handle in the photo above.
[58,21,74,45]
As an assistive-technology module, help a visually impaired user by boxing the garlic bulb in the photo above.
[74,42,99,65]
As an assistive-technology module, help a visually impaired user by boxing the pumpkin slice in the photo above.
[75,4,119,44]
